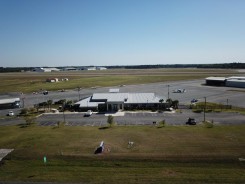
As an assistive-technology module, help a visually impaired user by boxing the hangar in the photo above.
[75,92,167,112]
[205,76,245,88]
[226,77,245,88]
[205,77,226,86]
[32,67,60,72]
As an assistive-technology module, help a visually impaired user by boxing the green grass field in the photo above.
[0,125,244,183]
[0,68,237,93]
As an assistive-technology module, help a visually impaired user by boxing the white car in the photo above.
[7,111,14,116]
[84,110,93,117]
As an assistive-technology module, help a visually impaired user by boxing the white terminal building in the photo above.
[75,90,167,112]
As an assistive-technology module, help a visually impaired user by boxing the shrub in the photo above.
[20,108,28,115]
[193,109,203,113]
[203,121,214,128]
[107,115,115,127]
[158,120,166,128]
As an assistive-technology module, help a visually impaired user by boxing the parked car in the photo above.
[7,111,14,116]
[84,110,93,117]
[43,91,48,95]
[186,118,196,125]
[191,99,198,103]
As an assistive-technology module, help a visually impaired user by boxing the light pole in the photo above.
[204,97,206,122]
[77,87,81,101]
[20,93,25,108]
[22,97,25,108]
[62,102,66,123]
[167,85,170,100]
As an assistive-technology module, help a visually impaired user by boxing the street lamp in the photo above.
[20,93,25,108]
[77,87,81,101]
[62,102,66,123]
[203,97,206,122]
[167,85,170,100]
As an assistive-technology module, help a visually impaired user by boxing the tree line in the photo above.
[1,62,244,72]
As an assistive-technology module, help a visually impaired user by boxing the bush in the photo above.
[107,115,115,127]
[203,121,214,128]
[193,109,203,113]
[158,120,166,128]
[20,108,28,115]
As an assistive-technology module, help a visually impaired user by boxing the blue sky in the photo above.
[0,0,245,67]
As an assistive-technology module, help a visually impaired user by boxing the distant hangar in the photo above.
[206,76,245,88]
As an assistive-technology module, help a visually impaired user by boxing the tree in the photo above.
[25,116,36,126]
[166,98,172,108]
[159,99,164,109]
[172,100,179,109]
[47,100,53,111]
[107,115,114,127]
[34,104,40,113]
[20,108,28,115]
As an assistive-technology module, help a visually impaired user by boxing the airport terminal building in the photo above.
[75,92,167,112]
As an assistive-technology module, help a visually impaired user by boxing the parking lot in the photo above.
[36,110,245,126]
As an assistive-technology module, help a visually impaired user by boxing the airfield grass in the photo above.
[0,68,237,93]
[0,124,245,183]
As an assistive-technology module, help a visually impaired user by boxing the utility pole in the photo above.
[204,97,206,122]
[63,102,66,123]
[22,97,25,108]
[167,85,170,100]
[77,87,81,101]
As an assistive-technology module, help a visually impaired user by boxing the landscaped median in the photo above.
[0,124,244,183]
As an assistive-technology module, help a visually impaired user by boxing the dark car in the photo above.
[43,91,48,95]
[186,118,196,125]
[191,99,198,103]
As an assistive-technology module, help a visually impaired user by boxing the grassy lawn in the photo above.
[0,125,244,183]
[192,102,245,115]
[0,68,237,93]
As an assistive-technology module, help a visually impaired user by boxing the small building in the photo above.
[82,67,96,71]
[63,67,78,71]
[46,78,59,82]
[33,67,60,72]
[97,67,107,70]
[75,93,167,112]
[0,98,20,109]
[61,78,69,81]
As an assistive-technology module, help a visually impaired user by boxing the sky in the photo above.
[0,0,245,67]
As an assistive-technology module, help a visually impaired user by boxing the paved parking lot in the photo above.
[36,110,245,126]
